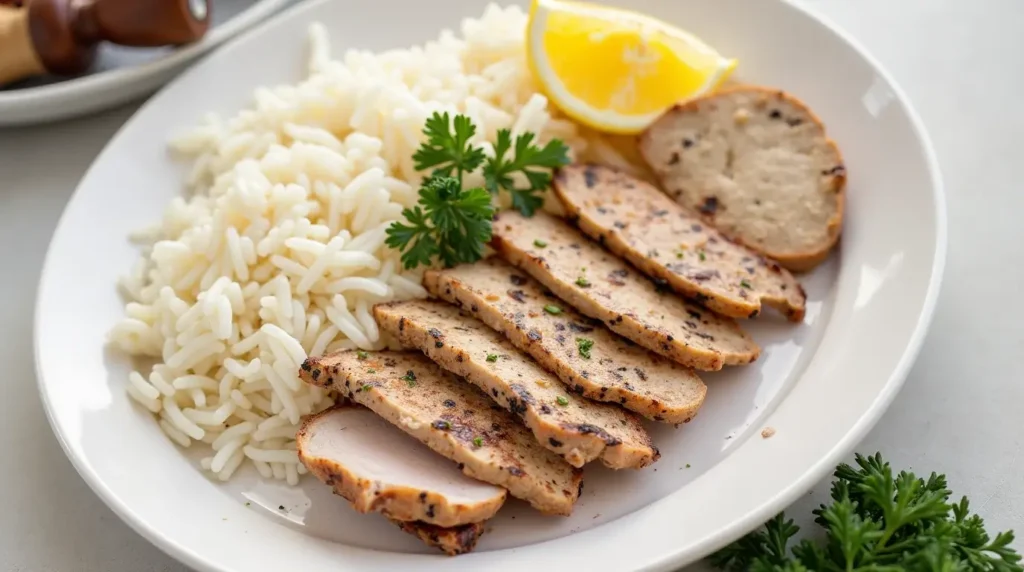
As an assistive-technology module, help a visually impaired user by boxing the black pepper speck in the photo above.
[699,196,719,215]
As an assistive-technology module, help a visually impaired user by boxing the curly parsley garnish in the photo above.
[385,176,494,270]
[484,129,570,217]
[412,112,487,182]
[710,453,1022,571]
[386,112,569,270]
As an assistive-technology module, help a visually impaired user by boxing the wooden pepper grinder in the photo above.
[0,0,210,87]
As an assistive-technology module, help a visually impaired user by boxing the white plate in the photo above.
[0,0,291,126]
[35,0,946,570]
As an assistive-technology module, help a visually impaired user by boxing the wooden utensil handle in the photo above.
[0,6,44,86]
[81,0,210,47]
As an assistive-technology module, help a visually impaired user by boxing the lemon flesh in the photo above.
[527,0,737,134]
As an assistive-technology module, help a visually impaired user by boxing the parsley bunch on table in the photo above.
[710,453,1022,572]
[386,112,570,270]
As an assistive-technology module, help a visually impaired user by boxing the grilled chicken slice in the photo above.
[389,518,486,556]
[297,405,507,527]
[490,210,759,370]
[553,164,806,321]
[299,351,582,515]
[374,300,658,469]
[423,258,706,423]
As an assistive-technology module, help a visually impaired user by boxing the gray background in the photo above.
[1,0,1021,569]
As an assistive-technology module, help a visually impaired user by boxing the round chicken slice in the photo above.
[298,405,507,527]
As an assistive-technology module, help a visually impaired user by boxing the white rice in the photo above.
[109,3,635,484]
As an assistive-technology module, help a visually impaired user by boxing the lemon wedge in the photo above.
[526,0,737,134]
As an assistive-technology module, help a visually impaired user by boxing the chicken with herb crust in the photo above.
[639,87,845,272]
[553,164,806,321]
[489,210,760,370]
[299,350,582,515]
[389,518,488,556]
[424,258,707,423]
[374,299,658,469]
[297,404,507,526]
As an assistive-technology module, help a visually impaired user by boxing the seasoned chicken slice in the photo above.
[423,258,706,423]
[297,405,507,527]
[389,518,486,556]
[490,210,759,370]
[374,300,658,469]
[299,351,582,515]
[553,164,806,321]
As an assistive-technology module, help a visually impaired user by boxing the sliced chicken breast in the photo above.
[490,210,759,370]
[299,351,582,516]
[389,518,487,556]
[297,405,507,527]
[423,258,706,423]
[374,300,658,469]
[553,164,806,321]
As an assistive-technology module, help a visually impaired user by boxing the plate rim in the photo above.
[32,0,948,570]
[0,0,293,121]
[661,0,949,566]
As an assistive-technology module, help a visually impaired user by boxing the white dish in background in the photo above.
[34,0,946,570]
[0,0,291,126]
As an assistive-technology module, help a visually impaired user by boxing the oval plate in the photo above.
[35,0,946,570]
[0,0,291,126]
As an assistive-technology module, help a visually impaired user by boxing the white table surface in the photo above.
[2,1,1022,570]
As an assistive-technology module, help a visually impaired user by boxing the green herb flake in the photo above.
[534,239,548,248]
[544,304,562,315]
[575,276,591,287]
[360,384,372,392]
[400,370,417,387]
[739,280,752,289]
[676,251,684,259]
[486,353,499,363]
[576,337,594,359]
[698,251,707,261]
[366,368,376,373]
[555,396,569,407]
[685,464,691,469]
[472,436,483,447]
[356,350,368,360]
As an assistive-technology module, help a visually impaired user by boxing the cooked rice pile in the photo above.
[108,4,638,484]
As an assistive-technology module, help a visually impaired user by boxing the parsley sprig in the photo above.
[386,112,570,270]
[484,129,570,217]
[412,113,486,182]
[385,176,493,269]
[710,453,1021,571]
